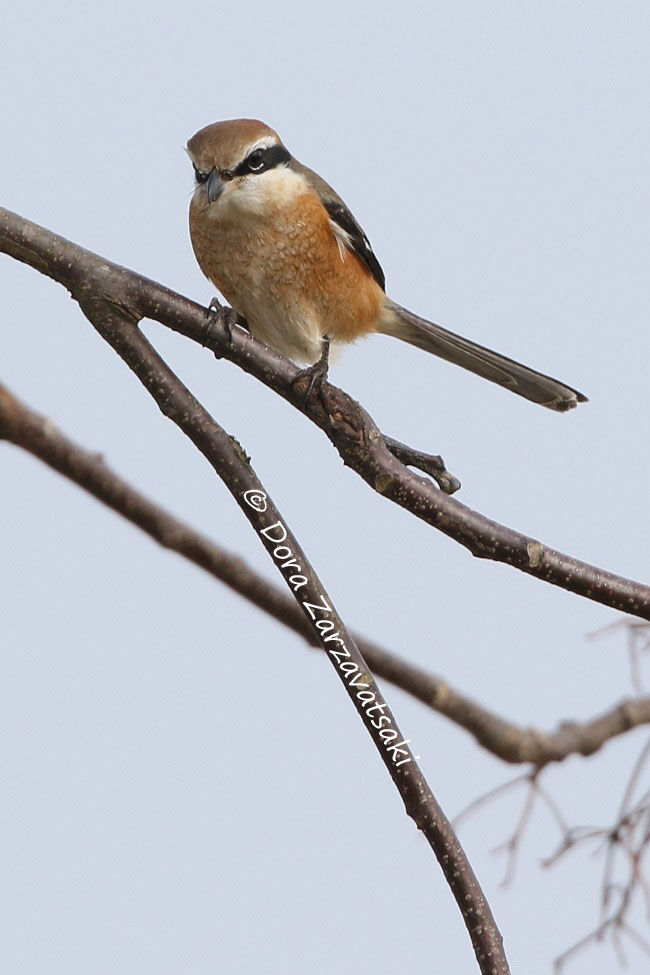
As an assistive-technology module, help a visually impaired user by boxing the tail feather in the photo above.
[381,300,588,412]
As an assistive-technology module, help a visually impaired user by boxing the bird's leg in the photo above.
[292,335,331,404]
[203,297,249,349]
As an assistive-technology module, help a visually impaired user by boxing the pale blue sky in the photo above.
[2,2,650,973]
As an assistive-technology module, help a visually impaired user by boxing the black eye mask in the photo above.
[232,144,292,178]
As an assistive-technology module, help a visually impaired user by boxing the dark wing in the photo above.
[288,157,386,291]
[321,200,386,291]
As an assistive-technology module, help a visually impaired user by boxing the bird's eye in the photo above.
[246,148,266,172]
[193,165,210,184]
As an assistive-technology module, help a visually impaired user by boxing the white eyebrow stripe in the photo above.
[243,135,280,157]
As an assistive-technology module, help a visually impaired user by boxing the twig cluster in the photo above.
[551,736,650,971]
[453,717,650,971]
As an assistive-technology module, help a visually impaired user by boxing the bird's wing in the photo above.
[288,158,386,291]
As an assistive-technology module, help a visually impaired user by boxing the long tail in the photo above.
[380,300,587,412]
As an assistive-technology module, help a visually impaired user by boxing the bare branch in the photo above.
[37,288,508,971]
[4,381,650,771]
[1,207,649,620]
[394,669,650,766]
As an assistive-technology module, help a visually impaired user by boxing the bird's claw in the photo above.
[292,336,331,406]
[203,297,248,349]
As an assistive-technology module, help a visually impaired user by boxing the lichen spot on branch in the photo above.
[527,541,544,569]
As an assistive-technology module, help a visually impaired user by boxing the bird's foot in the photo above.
[203,297,249,349]
[292,336,331,406]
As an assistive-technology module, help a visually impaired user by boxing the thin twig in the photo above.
[492,773,540,887]
[588,620,650,694]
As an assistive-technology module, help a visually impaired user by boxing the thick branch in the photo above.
[1,207,648,619]
[3,381,649,768]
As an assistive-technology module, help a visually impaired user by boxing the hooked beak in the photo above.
[207,169,224,203]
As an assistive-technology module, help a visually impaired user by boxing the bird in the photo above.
[187,118,587,412]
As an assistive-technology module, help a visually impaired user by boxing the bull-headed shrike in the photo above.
[188,118,587,412]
